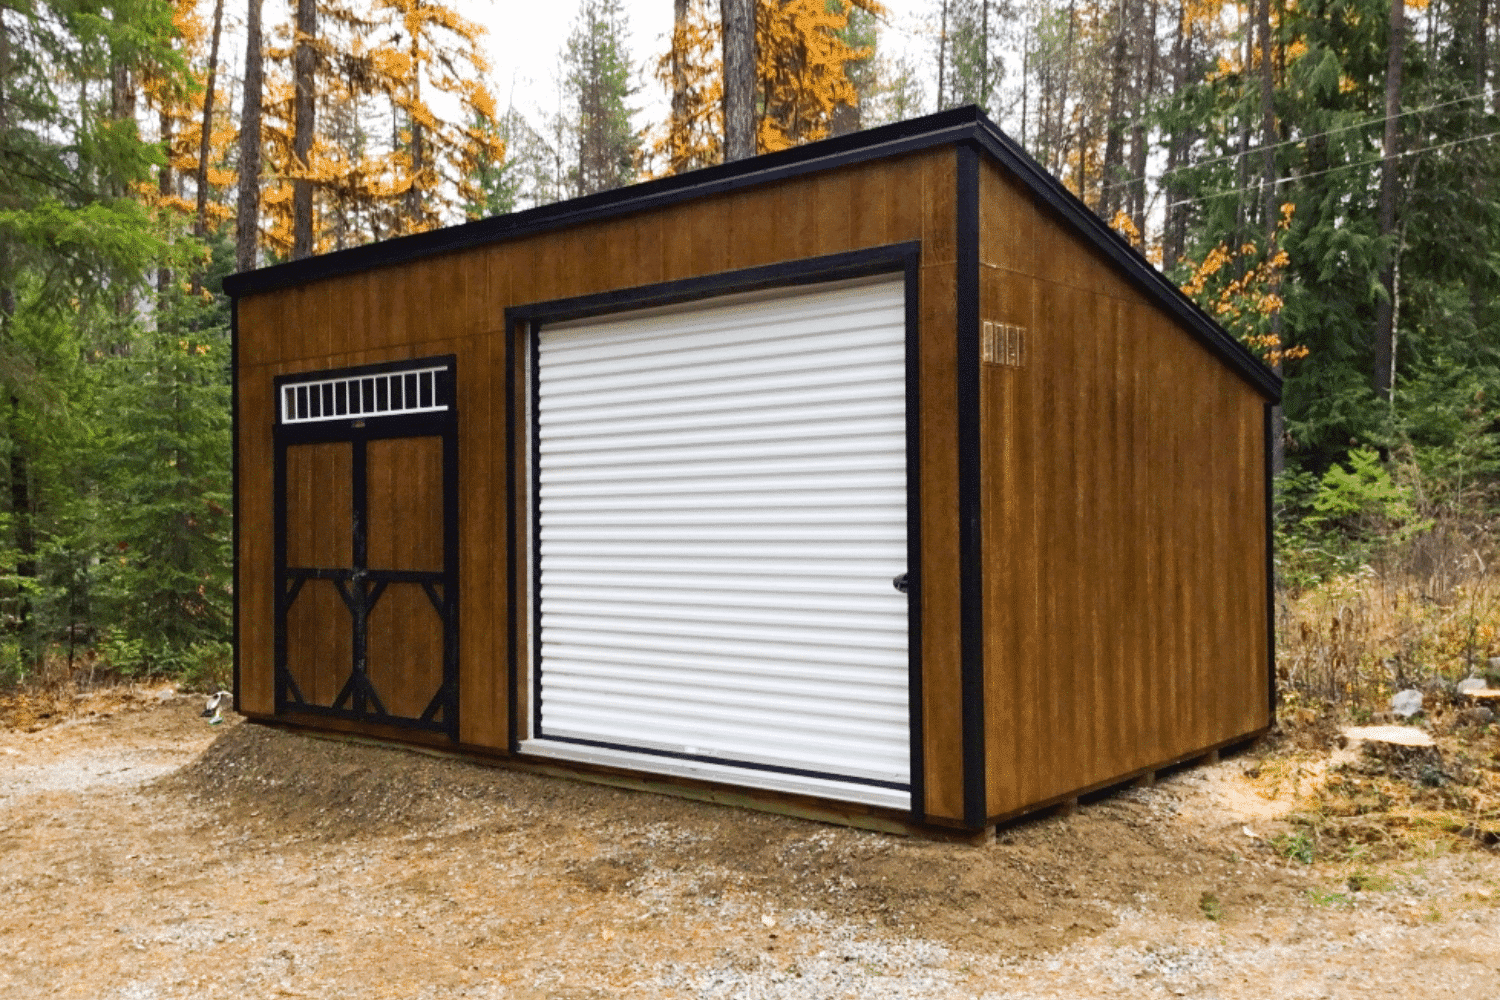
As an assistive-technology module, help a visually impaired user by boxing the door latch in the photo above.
[893,572,909,594]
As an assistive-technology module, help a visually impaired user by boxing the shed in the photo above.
[223,106,1280,834]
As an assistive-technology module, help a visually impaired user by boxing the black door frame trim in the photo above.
[504,242,927,818]
[271,354,461,739]
[955,143,987,828]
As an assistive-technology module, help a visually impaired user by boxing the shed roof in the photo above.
[223,106,1280,402]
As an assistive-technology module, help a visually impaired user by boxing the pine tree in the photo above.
[563,0,640,196]
[649,0,723,173]
[940,0,1002,114]
[0,0,186,671]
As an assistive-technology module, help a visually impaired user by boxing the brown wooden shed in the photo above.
[223,106,1280,835]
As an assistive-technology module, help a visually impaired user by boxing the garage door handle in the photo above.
[893,573,909,594]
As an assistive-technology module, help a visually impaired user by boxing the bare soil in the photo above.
[1,692,1497,998]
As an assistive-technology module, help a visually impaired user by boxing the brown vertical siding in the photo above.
[459,332,499,749]
[235,148,968,820]
[235,362,276,715]
[366,584,443,719]
[977,159,1271,819]
[366,437,443,572]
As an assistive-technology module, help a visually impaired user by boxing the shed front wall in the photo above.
[976,159,1272,820]
[235,148,973,823]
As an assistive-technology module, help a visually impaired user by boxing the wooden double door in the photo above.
[272,357,459,738]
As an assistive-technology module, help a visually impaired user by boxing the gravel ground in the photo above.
[0,694,1497,998]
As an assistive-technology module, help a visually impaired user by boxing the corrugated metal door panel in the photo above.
[526,278,910,810]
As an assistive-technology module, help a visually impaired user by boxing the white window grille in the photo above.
[280,364,450,425]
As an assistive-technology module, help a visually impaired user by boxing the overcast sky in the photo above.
[460,1,934,132]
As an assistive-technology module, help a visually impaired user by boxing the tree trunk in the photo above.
[670,0,689,169]
[1373,0,1404,403]
[1127,1,1155,236]
[1477,0,1489,97]
[1054,1,1077,177]
[109,30,135,201]
[1162,0,1190,269]
[1230,19,1253,277]
[1101,0,1131,218]
[1020,24,1029,146]
[291,0,317,259]
[405,3,425,225]
[235,0,264,272]
[1257,0,1285,473]
[1257,0,1276,231]
[937,0,949,111]
[8,395,34,644]
[189,0,224,296]
[193,0,225,243]
[721,0,755,161]
[0,19,23,635]
[979,0,990,110]
[158,107,174,298]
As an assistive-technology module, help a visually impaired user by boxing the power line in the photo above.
[1096,90,1490,196]
[1162,127,1500,210]
[1161,91,1487,178]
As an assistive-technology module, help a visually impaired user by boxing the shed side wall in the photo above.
[977,159,1271,819]
[235,148,971,822]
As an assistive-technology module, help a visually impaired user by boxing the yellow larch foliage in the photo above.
[648,0,884,176]
[649,0,726,175]
[1109,209,1144,249]
[1179,203,1308,366]
[135,0,237,227]
[756,0,882,153]
[257,0,504,256]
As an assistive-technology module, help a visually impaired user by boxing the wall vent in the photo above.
[982,321,1027,368]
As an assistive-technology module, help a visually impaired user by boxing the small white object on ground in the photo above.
[201,691,230,725]
[1457,676,1487,696]
[1390,689,1423,717]
[1340,725,1435,748]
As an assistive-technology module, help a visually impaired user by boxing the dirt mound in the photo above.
[156,721,1310,957]
[13,704,1500,999]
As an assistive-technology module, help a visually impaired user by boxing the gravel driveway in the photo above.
[0,695,1496,998]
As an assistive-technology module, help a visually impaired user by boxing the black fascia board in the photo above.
[223,104,1281,402]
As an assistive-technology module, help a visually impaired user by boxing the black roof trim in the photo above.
[223,104,1280,402]
[221,107,980,299]
[966,120,1281,401]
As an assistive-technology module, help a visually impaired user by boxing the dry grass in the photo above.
[1267,511,1500,860]
[1277,556,1500,717]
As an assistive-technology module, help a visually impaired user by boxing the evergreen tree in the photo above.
[563,0,639,196]
[0,0,188,674]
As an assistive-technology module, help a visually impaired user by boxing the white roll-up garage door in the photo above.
[523,277,910,810]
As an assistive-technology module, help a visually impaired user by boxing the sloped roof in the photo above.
[223,106,1280,401]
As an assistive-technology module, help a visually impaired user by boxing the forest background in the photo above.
[1,0,1496,718]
